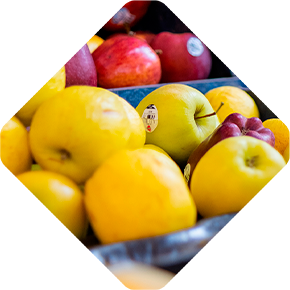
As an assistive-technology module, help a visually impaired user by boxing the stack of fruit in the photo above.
[89,30,212,88]
[62,0,214,91]
[1,66,288,245]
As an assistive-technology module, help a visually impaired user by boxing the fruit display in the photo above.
[2,75,288,271]
[1,1,289,287]
[91,30,211,88]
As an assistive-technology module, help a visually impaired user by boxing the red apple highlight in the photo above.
[151,32,212,83]
[65,44,97,87]
[92,35,161,89]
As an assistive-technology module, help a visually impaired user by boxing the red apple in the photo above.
[103,1,151,32]
[185,113,276,186]
[150,32,212,83]
[134,31,156,45]
[92,35,161,89]
[65,44,97,87]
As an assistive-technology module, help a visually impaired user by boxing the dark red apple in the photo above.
[92,35,161,89]
[107,30,156,45]
[134,31,156,45]
[65,44,97,87]
[103,1,151,32]
[150,32,212,83]
[185,113,276,186]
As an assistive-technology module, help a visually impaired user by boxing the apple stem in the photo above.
[194,102,224,120]
[155,49,163,55]
[246,155,259,167]
[128,30,136,37]
[123,22,131,34]
[60,149,70,161]
[194,112,216,120]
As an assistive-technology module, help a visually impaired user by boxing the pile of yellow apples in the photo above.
[1,68,288,246]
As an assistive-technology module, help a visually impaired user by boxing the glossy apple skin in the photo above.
[92,35,161,89]
[186,113,275,186]
[65,44,97,87]
[150,32,212,83]
[103,1,151,32]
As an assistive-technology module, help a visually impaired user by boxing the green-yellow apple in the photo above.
[136,84,220,167]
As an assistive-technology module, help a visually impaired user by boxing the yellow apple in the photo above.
[136,84,219,167]
[143,144,171,158]
[0,116,32,175]
[117,97,146,150]
[190,136,286,218]
[29,86,131,184]
[283,143,289,163]
[15,67,66,127]
[84,148,196,244]
[87,35,104,53]
[17,170,88,239]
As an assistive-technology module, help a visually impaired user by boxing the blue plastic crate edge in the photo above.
[108,77,248,108]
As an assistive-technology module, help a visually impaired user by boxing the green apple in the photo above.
[136,84,220,167]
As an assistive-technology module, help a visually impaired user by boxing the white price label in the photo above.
[187,37,204,57]
[141,104,158,133]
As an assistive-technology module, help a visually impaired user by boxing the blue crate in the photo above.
[109,76,277,121]
[109,76,247,109]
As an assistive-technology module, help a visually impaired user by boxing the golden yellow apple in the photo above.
[16,67,66,127]
[283,143,289,163]
[84,148,196,244]
[0,116,32,175]
[17,170,88,239]
[117,97,146,150]
[190,136,286,218]
[29,86,131,184]
[87,35,104,53]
